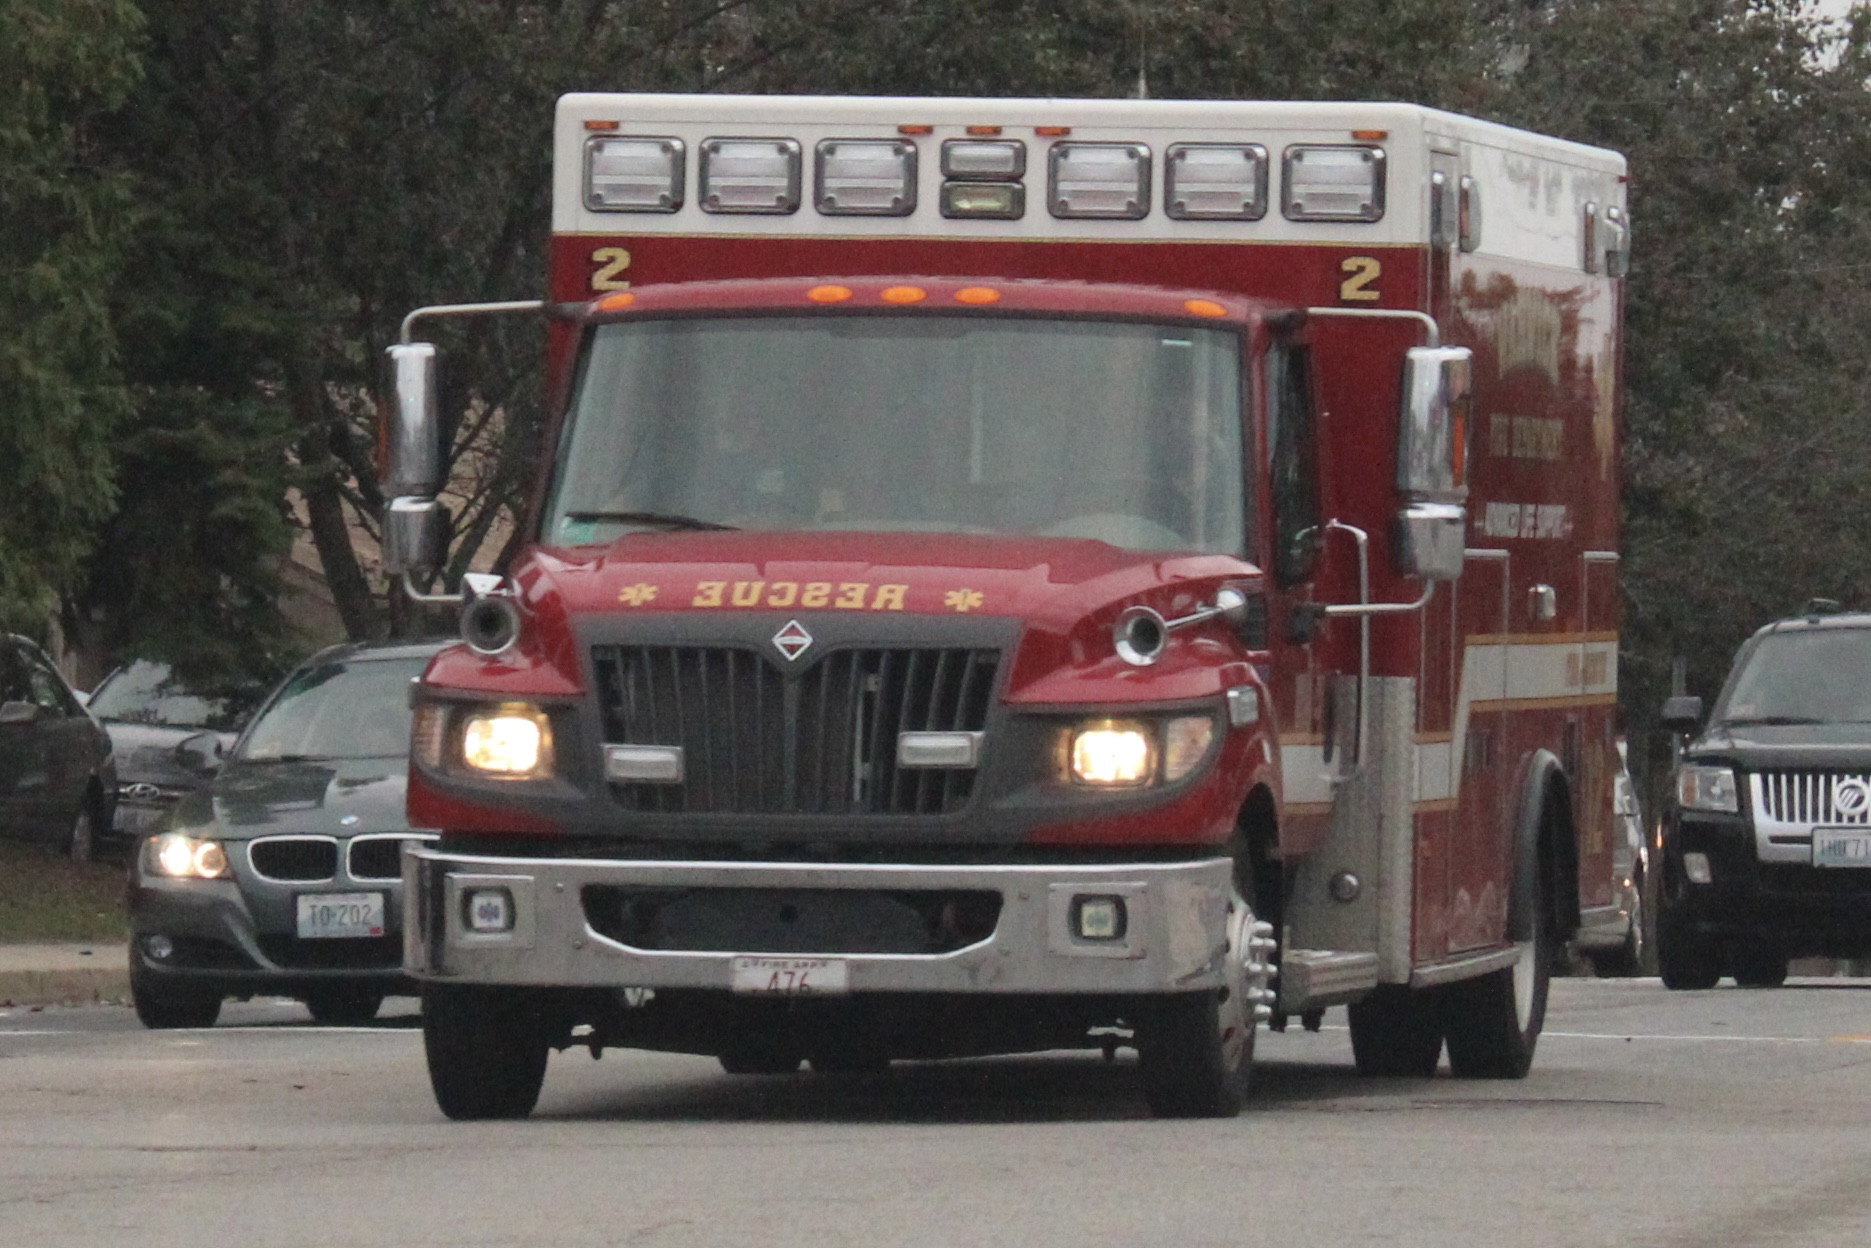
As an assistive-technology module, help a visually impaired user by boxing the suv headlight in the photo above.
[1678,763,1740,814]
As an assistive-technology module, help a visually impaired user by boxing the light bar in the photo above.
[584,136,684,213]
[1165,143,1268,221]
[1282,145,1385,222]
[941,139,1025,180]
[941,182,1024,220]
[699,137,802,214]
[816,138,917,216]
[1049,142,1150,219]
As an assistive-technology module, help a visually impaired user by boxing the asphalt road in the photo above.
[4,978,1871,1248]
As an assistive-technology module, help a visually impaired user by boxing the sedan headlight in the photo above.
[459,704,555,778]
[1678,763,1741,814]
[149,833,230,880]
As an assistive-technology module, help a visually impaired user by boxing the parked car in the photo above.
[1579,739,1651,976]
[1657,600,1871,989]
[85,660,265,850]
[0,634,116,859]
[127,640,444,1028]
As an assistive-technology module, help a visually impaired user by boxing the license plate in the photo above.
[1814,830,1871,868]
[296,892,386,939]
[115,805,168,836]
[730,956,849,996]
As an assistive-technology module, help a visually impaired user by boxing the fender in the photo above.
[1510,749,1580,945]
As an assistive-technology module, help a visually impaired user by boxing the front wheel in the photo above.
[422,984,549,1120]
[1656,908,1720,991]
[1348,987,1443,1077]
[67,801,97,864]
[1136,900,1272,1118]
[130,967,222,1030]
[1731,949,1789,988]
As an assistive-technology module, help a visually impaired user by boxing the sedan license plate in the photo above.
[1814,830,1871,868]
[296,892,386,939]
[730,956,848,996]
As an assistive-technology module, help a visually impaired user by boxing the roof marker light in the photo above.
[881,285,927,304]
[1352,129,1389,141]
[898,124,934,135]
[1184,299,1228,318]
[966,125,1004,136]
[598,292,636,312]
[1035,126,1072,137]
[954,287,1001,305]
[808,285,853,303]
[584,119,621,132]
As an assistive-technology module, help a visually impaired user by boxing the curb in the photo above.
[0,946,131,1008]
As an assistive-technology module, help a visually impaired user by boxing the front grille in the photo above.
[1755,772,1871,827]
[593,644,999,816]
[582,885,1002,954]
[347,837,412,881]
[249,837,338,881]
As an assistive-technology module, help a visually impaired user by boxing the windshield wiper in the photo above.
[563,510,737,533]
[1723,716,1825,727]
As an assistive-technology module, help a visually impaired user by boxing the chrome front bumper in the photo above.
[404,849,1235,996]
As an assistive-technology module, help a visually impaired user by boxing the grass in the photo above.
[0,838,130,944]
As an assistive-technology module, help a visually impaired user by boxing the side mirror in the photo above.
[0,700,40,726]
[175,730,223,775]
[381,496,451,580]
[1395,345,1473,581]
[1660,695,1703,734]
[385,342,442,497]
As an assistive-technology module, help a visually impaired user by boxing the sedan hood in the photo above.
[168,756,425,840]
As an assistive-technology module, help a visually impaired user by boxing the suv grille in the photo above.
[1755,772,1871,827]
[592,644,999,816]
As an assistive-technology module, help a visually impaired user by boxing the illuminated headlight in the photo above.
[1048,142,1150,220]
[461,705,554,778]
[149,833,230,880]
[816,139,917,216]
[1162,716,1216,782]
[585,136,684,212]
[1678,763,1740,814]
[1071,721,1155,787]
[1282,145,1386,222]
[699,138,801,214]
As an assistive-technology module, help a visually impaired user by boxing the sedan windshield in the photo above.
[239,656,428,762]
[544,315,1248,555]
[87,660,259,733]
[1719,628,1871,725]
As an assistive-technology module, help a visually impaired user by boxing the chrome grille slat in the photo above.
[1754,771,1871,828]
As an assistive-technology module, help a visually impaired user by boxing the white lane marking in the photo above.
[1313,1024,1871,1045]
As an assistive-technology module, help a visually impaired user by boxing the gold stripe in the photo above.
[1478,693,1618,712]
[1465,631,1620,646]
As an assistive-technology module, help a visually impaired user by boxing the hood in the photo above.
[169,756,424,840]
[1690,721,1871,771]
[105,721,233,788]
[425,531,1264,705]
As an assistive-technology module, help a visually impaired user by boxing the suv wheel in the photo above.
[1731,949,1789,988]
[1656,912,1720,990]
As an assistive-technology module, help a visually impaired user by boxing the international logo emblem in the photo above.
[772,620,813,662]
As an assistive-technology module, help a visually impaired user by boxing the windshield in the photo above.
[87,660,260,733]
[544,315,1248,554]
[1718,628,1871,724]
[238,655,428,762]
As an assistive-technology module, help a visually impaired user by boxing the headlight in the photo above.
[460,704,554,778]
[1678,763,1740,814]
[149,833,230,880]
[1162,716,1215,782]
[1070,721,1155,786]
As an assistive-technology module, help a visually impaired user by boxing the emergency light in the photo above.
[1282,144,1386,221]
[816,139,917,216]
[1165,143,1269,221]
[584,136,684,212]
[1049,142,1151,219]
[699,138,802,214]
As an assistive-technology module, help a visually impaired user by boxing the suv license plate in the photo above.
[730,956,848,996]
[296,892,386,938]
[1814,831,1871,868]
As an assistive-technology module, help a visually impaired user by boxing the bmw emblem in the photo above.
[340,814,360,827]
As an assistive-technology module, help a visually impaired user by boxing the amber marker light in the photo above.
[1352,129,1389,141]
[808,284,854,303]
[881,285,927,304]
[584,119,621,132]
[597,292,635,312]
[1184,299,1228,318]
[954,286,1002,305]
[1035,126,1072,137]
[966,125,1004,136]
[898,124,934,135]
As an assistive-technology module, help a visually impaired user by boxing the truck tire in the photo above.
[1731,949,1789,988]
[1136,898,1271,1118]
[130,968,222,1030]
[422,984,549,1120]
[303,986,385,1025]
[720,1033,804,1074]
[1349,987,1442,1077]
[1442,875,1551,1080]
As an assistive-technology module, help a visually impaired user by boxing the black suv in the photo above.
[1657,601,1871,989]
